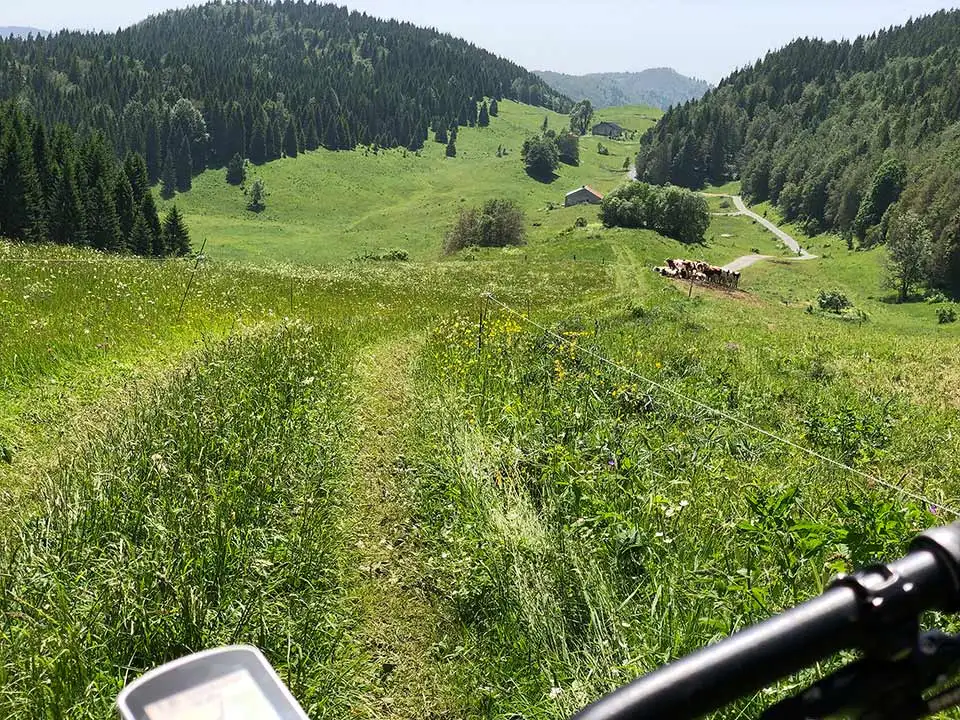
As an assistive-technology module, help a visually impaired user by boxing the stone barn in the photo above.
[565,185,604,207]
[591,121,624,138]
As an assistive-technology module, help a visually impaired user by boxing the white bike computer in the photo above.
[116,645,309,720]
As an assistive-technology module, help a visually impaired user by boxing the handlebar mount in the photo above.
[571,523,960,720]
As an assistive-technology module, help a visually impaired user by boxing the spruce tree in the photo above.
[249,115,267,164]
[324,116,341,151]
[162,205,191,256]
[283,117,299,158]
[478,101,490,127]
[489,98,499,117]
[114,172,136,247]
[265,118,280,160]
[123,152,149,202]
[446,137,457,157]
[435,125,448,144]
[247,178,266,212]
[0,126,44,241]
[175,133,192,192]
[226,153,246,185]
[145,113,163,184]
[49,157,84,245]
[85,177,122,252]
[141,193,165,257]
[305,115,319,151]
[31,121,56,203]
[160,149,177,198]
[130,212,153,256]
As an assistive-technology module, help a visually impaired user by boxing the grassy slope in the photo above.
[159,101,661,265]
[8,99,960,719]
[592,104,663,130]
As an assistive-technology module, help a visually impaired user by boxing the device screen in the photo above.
[143,668,283,720]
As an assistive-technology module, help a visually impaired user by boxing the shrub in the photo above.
[521,135,559,180]
[555,131,580,166]
[574,217,588,228]
[444,199,526,254]
[359,248,409,262]
[817,290,852,314]
[938,306,957,324]
[597,143,609,156]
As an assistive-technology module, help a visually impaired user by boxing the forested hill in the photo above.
[0,27,48,39]
[0,0,568,180]
[535,69,710,110]
[635,9,960,294]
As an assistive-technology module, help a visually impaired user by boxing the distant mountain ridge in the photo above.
[535,68,711,110]
[0,26,49,38]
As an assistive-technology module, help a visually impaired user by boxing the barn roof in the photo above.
[566,185,604,199]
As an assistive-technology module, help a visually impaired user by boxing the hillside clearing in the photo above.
[157,101,655,265]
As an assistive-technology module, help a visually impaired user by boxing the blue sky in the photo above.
[4,0,957,83]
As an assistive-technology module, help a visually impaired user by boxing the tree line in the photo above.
[0,0,568,196]
[633,9,960,296]
[0,101,189,255]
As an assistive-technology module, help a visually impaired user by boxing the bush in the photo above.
[597,143,609,156]
[555,131,580,166]
[817,290,852,314]
[521,135,559,180]
[600,182,710,244]
[938,306,957,324]
[574,217,588,228]
[444,199,526,254]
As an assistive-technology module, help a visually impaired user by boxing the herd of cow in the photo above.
[654,258,741,290]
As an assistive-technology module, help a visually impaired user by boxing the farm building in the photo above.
[565,186,604,207]
[591,121,624,138]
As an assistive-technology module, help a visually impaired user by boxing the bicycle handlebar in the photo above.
[571,523,960,720]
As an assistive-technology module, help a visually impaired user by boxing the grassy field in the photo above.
[5,101,960,719]
[157,101,655,265]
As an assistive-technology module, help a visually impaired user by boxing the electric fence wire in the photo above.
[482,292,960,518]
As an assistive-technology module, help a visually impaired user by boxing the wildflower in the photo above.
[550,687,563,699]
[929,504,939,516]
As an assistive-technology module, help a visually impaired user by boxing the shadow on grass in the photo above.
[526,168,560,184]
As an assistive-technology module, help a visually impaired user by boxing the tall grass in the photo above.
[409,292,953,718]
[0,323,364,719]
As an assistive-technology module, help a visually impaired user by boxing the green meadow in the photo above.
[158,101,660,265]
[4,100,960,720]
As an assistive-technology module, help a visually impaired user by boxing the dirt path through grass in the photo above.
[346,335,449,720]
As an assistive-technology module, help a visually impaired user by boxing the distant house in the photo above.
[591,121,624,138]
[565,186,604,207]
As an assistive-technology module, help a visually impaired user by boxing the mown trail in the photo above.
[345,335,450,720]
[612,241,648,295]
